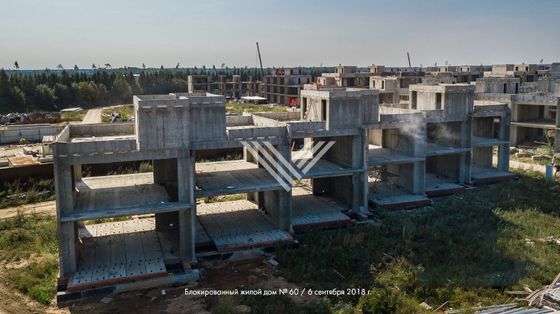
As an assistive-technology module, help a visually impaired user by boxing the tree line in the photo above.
[0,66,333,113]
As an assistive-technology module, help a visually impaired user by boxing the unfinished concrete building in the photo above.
[371,84,512,207]
[53,83,513,300]
[187,75,210,93]
[369,65,424,75]
[456,65,485,83]
[260,68,312,106]
[476,67,560,152]
[317,66,371,88]
[369,75,421,105]
[187,75,259,99]
[536,63,560,96]
[485,64,541,83]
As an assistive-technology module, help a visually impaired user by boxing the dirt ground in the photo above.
[0,253,313,314]
[0,268,66,314]
[0,201,55,220]
[80,109,102,124]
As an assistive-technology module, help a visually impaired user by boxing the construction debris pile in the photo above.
[511,146,557,163]
[527,273,560,310]
[0,112,61,125]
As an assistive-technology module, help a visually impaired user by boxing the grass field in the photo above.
[0,214,58,305]
[101,105,134,123]
[0,178,55,209]
[60,110,87,122]
[269,170,560,313]
[1,169,559,311]
[226,102,289,115]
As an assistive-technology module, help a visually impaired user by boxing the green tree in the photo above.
[111,76,132,103]
[73,81,107,106]
[35,84,57,109]
[10,86,27,112]
[0,70,9,97]
[169,78,187,92]
[130,79,143,95]
[53,83,72,107]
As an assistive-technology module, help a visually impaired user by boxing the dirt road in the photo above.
[0,201,56,220]
[81,108,102,124]
[493,156,548,174]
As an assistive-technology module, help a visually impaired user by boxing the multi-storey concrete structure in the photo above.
[485,64,541,83]
[456,65,484,83]
[53,84,512,301]
[317,66,371,88]
[476,65,560,152]
[187,75,259,99]
[260,68,312,106]
[369,75,421,105]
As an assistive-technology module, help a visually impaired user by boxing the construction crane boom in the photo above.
[256,42,264,77]
[407,52,412,68]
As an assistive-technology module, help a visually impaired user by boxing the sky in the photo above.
[1,0,559,69]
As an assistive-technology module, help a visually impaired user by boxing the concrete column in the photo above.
[555,99,560,153]
[498,112,512,172]
[263,190,291,231]
[54,156,76,276]
[510,127,519,146]
[352,130,368,214]
[510,101,520,146]
[460,120,472,148]
[177,150,196,262]
[73,164,82,182]
[276,142,292,230]
[497,144,510,172]
[461,118,473,184]
[411,119,427,157]
[458,152,471,184]
[412,161,426,194]
[277,190,291,231]
[58,222,76,276]
[154,159,179,230]
[244,147,257,164]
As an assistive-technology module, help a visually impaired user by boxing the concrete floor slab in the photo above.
[471,136,510,147]
[70,219,167,291]
[195,160,283,197]
[368,176,432,209]
[369,193,432,209]
[471,167,516,184]
[291,186,352,232]
[425,173,466,196]
[197,200,292,252]
[511,119,557,129]
[368,145,424,165]
[65,173,189,222]
[426,143,470,156]
[293,158,363,178]
[70,134,135,143]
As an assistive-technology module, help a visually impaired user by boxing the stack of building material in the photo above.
[7,155,40,167]
[527,273,560,310]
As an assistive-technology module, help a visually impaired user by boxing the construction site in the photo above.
[4,1,560,312]
[0,57,559,313]
[45,72,526,301]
